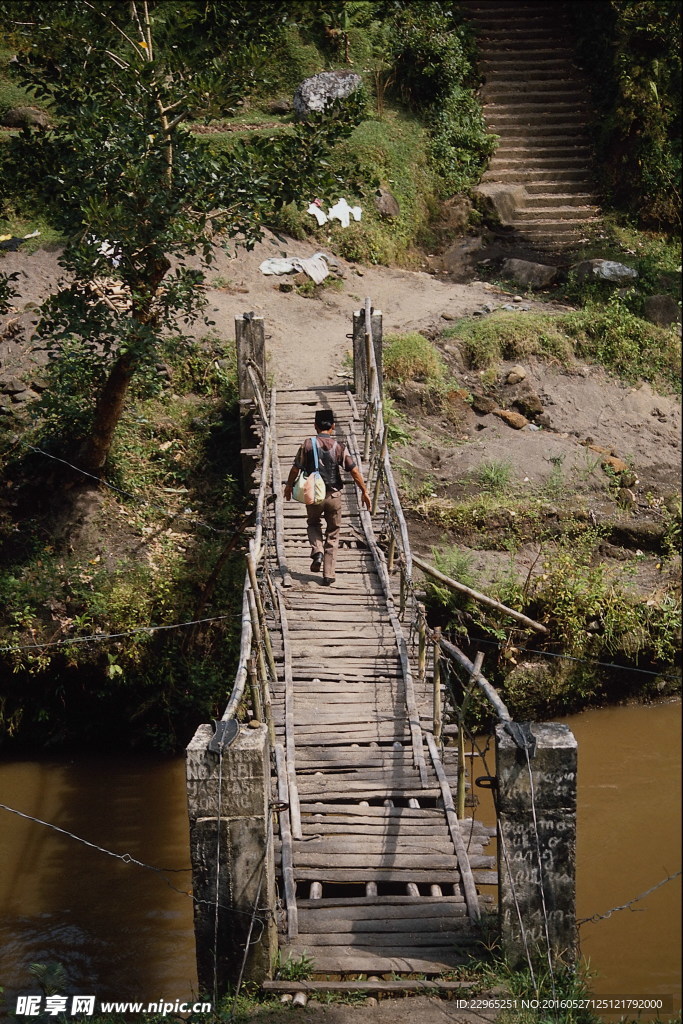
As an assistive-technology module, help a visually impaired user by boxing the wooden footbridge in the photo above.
[186,302,578,998]
[269,383,496,976]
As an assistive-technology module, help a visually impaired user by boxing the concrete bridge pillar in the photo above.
[495,722,577,966]
[186,723,277,996]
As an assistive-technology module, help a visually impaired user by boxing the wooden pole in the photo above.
[433,626,442,743]
[364,324,373,403]
[246,547,277,684]
[399,567,407,620]
[412,553,547,634]
[269,387,293,587]
[371,424,388,516]
[456,722,466,820]
[363,400,373,464]
[440,636,512,722]
[247,586,275,745]
[425,732,481,923]
[417,602,426,688]
[247,655,263,723]
[387,532,396,574]
[274,743,299,939]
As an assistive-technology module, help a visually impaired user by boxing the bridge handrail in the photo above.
[221,367,274,724]
[358,296,514,726]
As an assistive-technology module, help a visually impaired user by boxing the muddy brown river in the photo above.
[0,702,680,1015]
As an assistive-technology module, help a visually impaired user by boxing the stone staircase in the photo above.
[464,0,601,252]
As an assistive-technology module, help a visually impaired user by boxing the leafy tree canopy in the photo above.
[0,0,364,473]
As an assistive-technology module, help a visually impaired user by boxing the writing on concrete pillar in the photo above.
[495,722,577,966]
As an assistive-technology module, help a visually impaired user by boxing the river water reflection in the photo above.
[0,755,197,1008]
[569,701,681,1012]
[0,702,680,1013]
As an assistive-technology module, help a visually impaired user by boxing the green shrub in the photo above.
[427,87,497,195]
[384,331,446,383]
[568,0,682,230]
[389,4,473,110]
[332,112,437,265]
[425,545,477,613]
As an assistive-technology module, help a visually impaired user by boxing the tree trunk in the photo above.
[80,352,136,475]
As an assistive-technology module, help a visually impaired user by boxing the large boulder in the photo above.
[500,258,558,289]
[0,106,50,129]
[293,71,362,119]
[472,183,526,226]
[643,294,681,326]
[374,188,400,219]
[571,258,638,285]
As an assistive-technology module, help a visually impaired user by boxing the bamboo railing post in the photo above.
[456,720,466,820]
[432,626,442,743]
[387,531,396,573]
[246,547,277,684]
[364,325,373,403]
[417,602,426,688]
[412,553,547,634]
[363,401,373,464]
[247,655,263,723]
[399,566,407,620]
[247,586,275,745]
[457,651,483,819]
[371,424,388,516]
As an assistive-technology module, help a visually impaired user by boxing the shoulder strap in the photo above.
[309,436,319,472]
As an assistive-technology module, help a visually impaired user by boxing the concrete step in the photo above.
[523,191,597,207]
[524,179,594,194]
[492,124,591,138]
[478,42,575,57]
[514,205,600,222]
[485,99,589,113]
[485,111,591,127]
[493,144,592,157]
[490,157,591,172]
[473,26,565,40]
[482,168,590,183]
[482,67,579,81]
[516,219,599,235]
[482,78,586,91]
[482,86,587,102]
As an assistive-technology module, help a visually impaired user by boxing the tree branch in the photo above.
[81,0,145,61]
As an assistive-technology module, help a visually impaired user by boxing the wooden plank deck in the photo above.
[269,386,495,976]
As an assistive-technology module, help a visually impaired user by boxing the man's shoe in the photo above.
[311,552,324,572]
[322,576,335,586]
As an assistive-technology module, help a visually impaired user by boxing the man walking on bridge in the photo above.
[284,409,371,585]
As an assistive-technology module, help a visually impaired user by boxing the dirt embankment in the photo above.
[1,232,681,615]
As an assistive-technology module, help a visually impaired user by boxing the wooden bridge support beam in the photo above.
[186,723,277,995]
[352,307,383,398]
[495,722,577,967]
[235,313,267,490]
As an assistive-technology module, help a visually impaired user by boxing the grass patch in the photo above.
[330,109,438,266]
[444,312,574,369]
[564,295,681,392]
[0,44,40,115]
[0,207,65,250]
[384,331,446,384]
[443,304,681,394]
[477,459,513,494]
